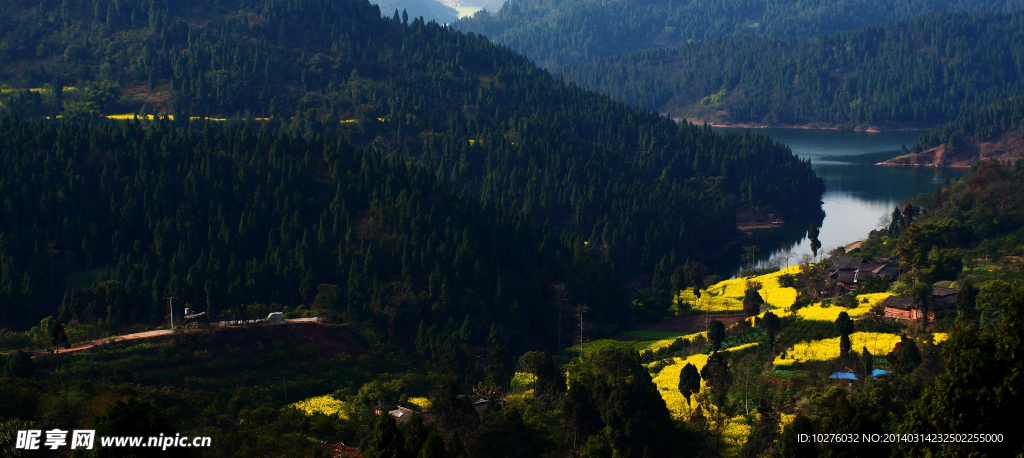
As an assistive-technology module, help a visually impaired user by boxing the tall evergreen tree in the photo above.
[678,362,701,405]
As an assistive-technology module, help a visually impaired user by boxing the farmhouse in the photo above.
[386,405,419,422]
[828,256,901,289]
[882,286,958,321]
[375,395,489,424]
[458,395,491,413]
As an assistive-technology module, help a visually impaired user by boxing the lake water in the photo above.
[713,127,967,274]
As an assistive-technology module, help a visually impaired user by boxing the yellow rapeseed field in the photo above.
[747,308,793,324]
[651,352,753,457]
[773,332,902,366]
[754,265,802,308]
[289,395,349,419]
[650,342,761,419]
[652,353,710,419]
[775,331,950,366]
[646,331,707,352]
[679,291,743,313]
[721,416,753,458]
[725,342,760,352]
[681,266,801,312]
[794,293,891,321]
[407,397,431,410]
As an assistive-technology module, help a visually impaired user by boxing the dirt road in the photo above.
[11,318,320,356]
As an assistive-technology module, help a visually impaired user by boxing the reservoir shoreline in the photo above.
[678,117,935,133]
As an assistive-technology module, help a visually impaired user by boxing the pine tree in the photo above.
[860,346,873,380]
[700,351,732,408]
[743,281,764,317]
[365,413,407,458]
[560,383,601,454]
[708,319,726,351]
[835,312,854,357]
[678,362,701,405]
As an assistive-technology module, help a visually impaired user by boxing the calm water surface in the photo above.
[714,128,967,272]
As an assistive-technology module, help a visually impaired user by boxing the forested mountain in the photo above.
[0,118,632,355]
[559,12,1024,129]
[0,0,823,324]
[454,0,1024,70]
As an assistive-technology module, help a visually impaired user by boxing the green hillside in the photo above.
[0,118,637,354]
[2,1,1023,457]
[917,95,1024,150]
[4,160,1023,457]
[558,12,1024,129]
[455,0,1024,70]
[0,0,823,290]
[882,94,1024,166]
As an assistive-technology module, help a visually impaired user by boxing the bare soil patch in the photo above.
[637,314,747,333]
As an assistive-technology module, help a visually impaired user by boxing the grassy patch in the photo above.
[621,330,691,340]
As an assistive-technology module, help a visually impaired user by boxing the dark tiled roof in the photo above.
[835,271,859,283]
[934,295,957,310]
[882,296,913,310]
[831,268,888,282]
[831,264,898,284]
[882,290,958,311]
[457,395,490,413]
[860,263,885,272]
[872,265,901,280]
[933,286,958,297]
[834,257,866,270]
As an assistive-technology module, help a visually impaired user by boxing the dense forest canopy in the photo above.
[0,0,825,336]
[916,94,1024,151]
[454,0,1024,70]
[0,118,635,355]
[873,94,1024,166]
[2,0,1024,456]
[558,12,1024,129]
[3,160,1023,457]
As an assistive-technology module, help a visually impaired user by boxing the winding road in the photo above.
[9,317,321,356]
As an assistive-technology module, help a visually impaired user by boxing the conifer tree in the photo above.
[678,362,701,405]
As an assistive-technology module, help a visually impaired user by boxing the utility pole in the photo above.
[167,297,175,330]
[575,304,589,358]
